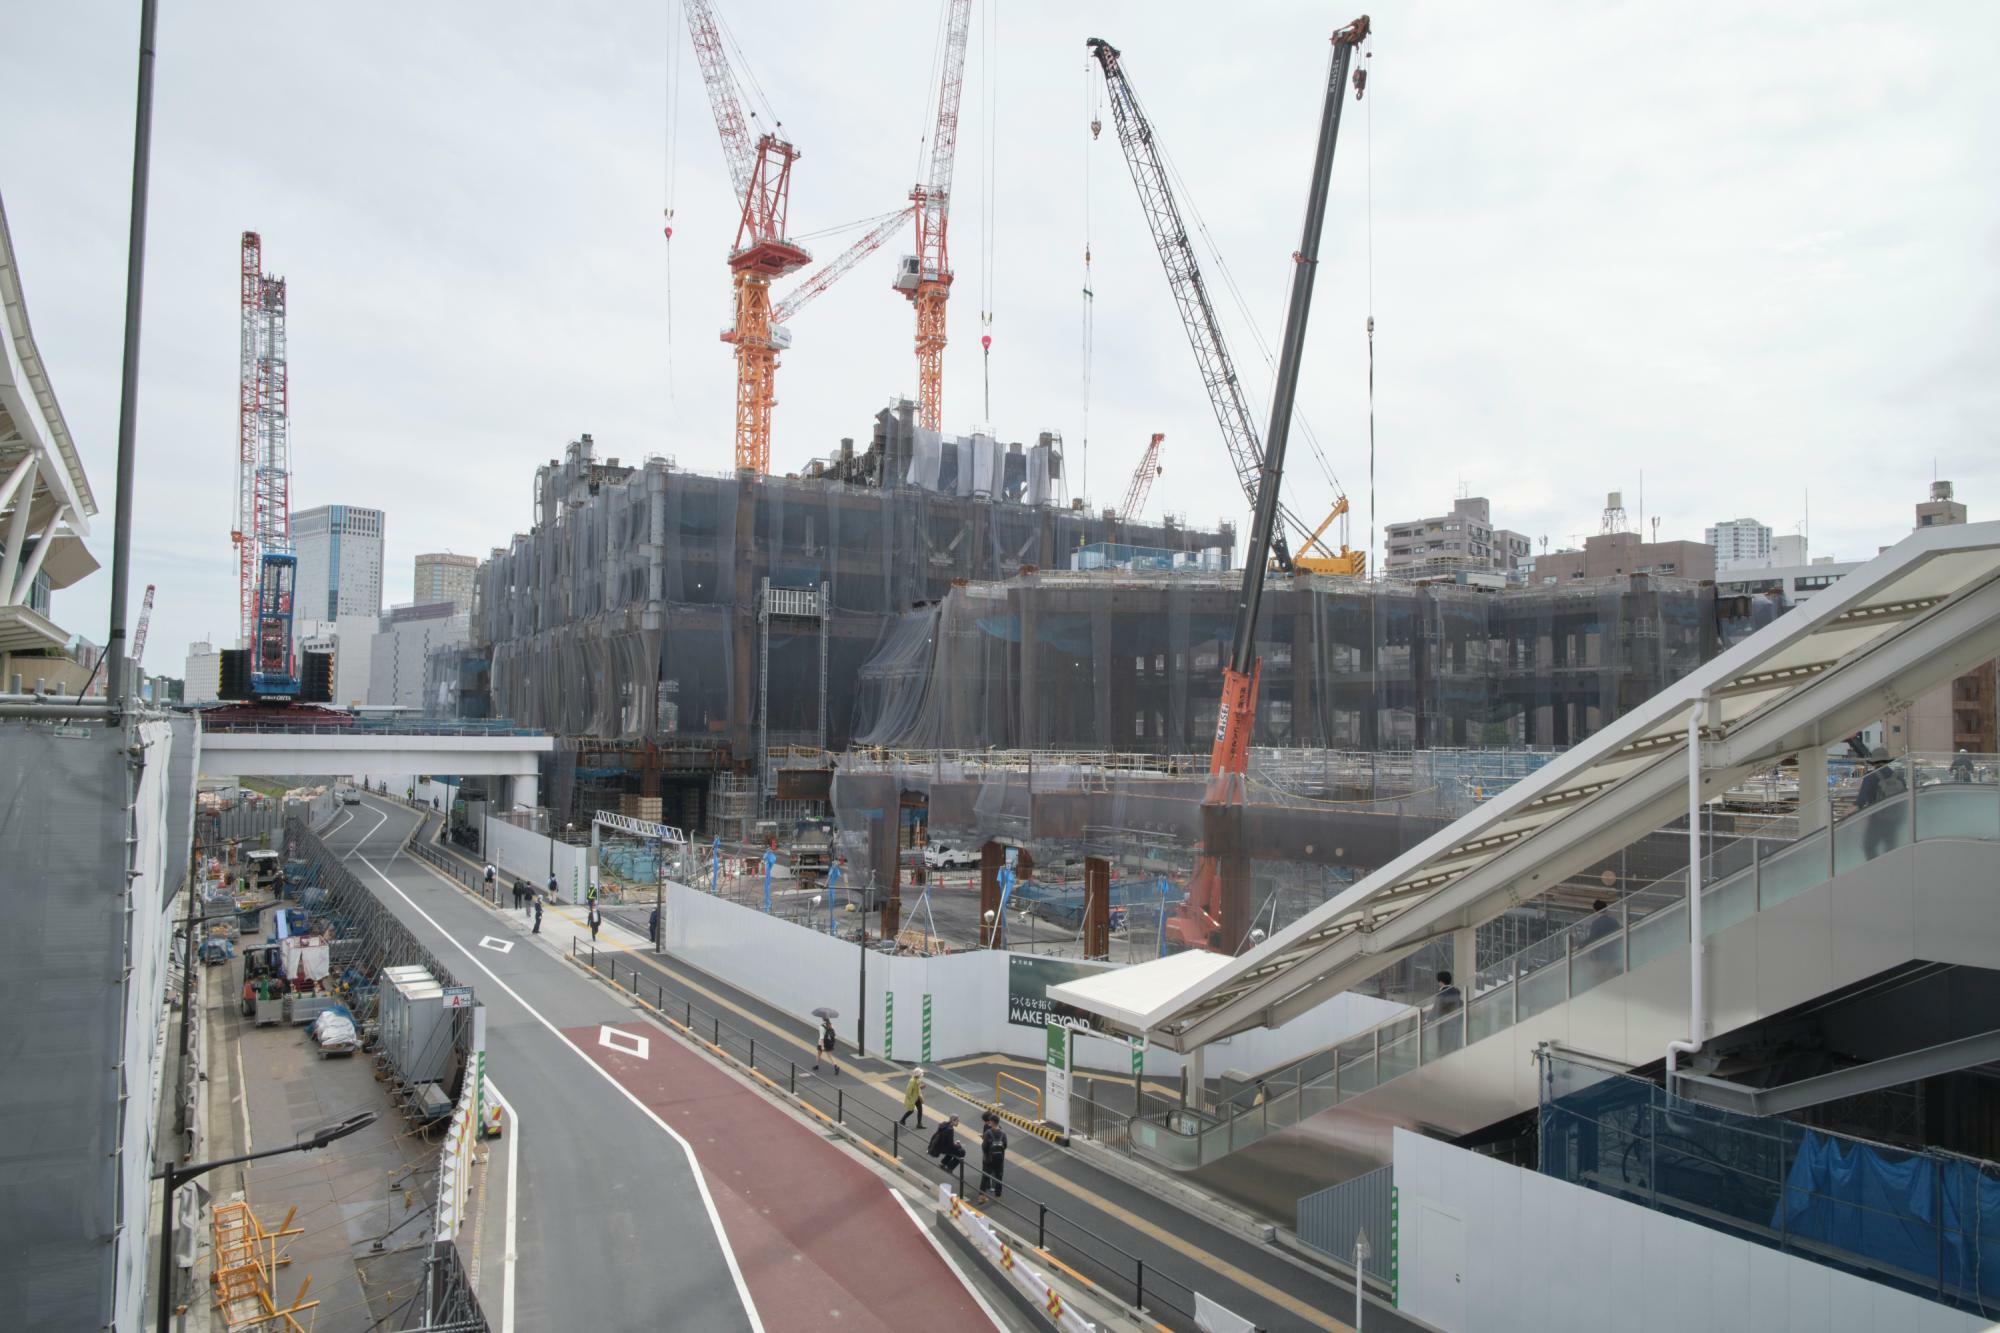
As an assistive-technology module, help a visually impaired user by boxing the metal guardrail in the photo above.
[1297,1166,1394,1290]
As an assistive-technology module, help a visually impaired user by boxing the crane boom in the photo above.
[773,206,915,324]
[131,584,155,665]
[899,0,973,431]
[1089,38,1305,567]
[683,0,811,473]
[1120,433,1165,522]
[1153,16,1370,951]
[682,0,756,202]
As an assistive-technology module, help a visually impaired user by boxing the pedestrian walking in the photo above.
[978,1111,1009,1202]
[813,1015,839,1074]
[547,873,559,905]
[928,1116,966,1178]
[1952,749,1975,783]
[532,896,543,934]
[648,906,660,944]
[483,863,497,902]
[1433,969,1462,1017]
[899,1068,926,1128]
[588,905,602,941]
[520,881,532,915]
[1857,748,1908,859]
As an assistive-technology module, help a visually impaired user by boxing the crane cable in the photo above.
[663,0,685,402]
[1079,56,1098,505]
[977,0,998,424]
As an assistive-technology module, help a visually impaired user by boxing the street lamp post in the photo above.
[156,1111,376,1330]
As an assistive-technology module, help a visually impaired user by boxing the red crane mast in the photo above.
[896,0,973,432]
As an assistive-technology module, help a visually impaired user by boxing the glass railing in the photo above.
[1128,755,2000,1171]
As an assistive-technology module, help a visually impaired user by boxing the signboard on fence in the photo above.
[1045,1021,1072,1135]
[1006,955,1113,1035]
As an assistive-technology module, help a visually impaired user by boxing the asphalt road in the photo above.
[318,799,757,1333]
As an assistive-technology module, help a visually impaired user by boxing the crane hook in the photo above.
[1090,116,1102,140]
[1353,67,1368,100]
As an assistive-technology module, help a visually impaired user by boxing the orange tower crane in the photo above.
[895,0,973,432]
[684,0,811,473]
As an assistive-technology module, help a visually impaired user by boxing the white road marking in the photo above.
[891,1188,1006,1330]
[599,1026,649,1059]
[479,937,516,954]
[352,840,765,1333]
[486,1077,520,1333]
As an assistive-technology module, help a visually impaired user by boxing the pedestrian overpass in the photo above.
[195,716,554,803]
[1051,522,2000,1188]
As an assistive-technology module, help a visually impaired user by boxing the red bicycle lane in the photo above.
[562,1020,997,1332]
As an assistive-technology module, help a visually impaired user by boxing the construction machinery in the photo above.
[684,0,812,475]
[1088,36,1366,579]
[232,232,291,646]
[1105,16,1370,950]
[895,0,973,432]
[1120,433,1165,522]
[1290,497,1367,576]
[218,552,332,704]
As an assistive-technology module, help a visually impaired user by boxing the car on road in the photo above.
[923,842,980,871]
[337,786,362,805]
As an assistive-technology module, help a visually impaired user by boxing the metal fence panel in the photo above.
[1297,1164,1393,1285]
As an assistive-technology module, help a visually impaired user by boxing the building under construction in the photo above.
[474,418,1724,832]
[476,415,1232,827]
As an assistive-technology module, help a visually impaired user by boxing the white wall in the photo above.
[1393,1129,1988,1333]
[481,814,589,903]
[654,880,1398,1075]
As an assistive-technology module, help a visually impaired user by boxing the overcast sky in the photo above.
[4,1,1996,672]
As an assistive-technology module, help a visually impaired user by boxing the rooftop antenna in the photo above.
[1651,516,1660,543]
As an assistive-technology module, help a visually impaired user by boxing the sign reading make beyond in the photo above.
[1006,955,1113,1036]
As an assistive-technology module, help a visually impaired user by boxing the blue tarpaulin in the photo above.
[1777,1131,2000,1294]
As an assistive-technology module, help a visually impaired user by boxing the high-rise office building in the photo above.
[414,552,477,615]
[293,505,385,622]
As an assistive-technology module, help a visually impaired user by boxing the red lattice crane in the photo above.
[895,0,973,432]
[232,231,290,647]
[1120,433,1165,521]
[684,0,811,474]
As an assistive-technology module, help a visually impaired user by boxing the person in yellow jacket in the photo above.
[899,1067,927,1129]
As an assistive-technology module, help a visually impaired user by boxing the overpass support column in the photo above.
[512,773,539,812]
[1454,927,1476,995]
[1797,745,1829,832]
[1185,1044,1207,1111]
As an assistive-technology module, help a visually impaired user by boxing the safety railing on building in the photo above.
[1128,756,2000,1171]
[1538,1048,2000,1320]
[568,938,1208,1328]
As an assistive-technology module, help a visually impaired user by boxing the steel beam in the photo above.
[1679,1028,2000,1118]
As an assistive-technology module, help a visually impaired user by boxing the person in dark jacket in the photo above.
[588,905,602,941]
[928,1116,965,1177]
[649,906,660,944]
[978,1112,1009,1202]
[1856,750,1908,859]
[532,896,543,934]
[813,1016,839,1074]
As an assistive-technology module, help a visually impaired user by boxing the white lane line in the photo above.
[486,1077,520,1333]
[322,808,355,841]
[352,851,765,1333]
[339,805,389,860]
[891,1188,1006,1331]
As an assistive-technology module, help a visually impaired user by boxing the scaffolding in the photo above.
[758,578,828,816]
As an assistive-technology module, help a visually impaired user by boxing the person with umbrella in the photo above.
[811,1008,840,1074]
